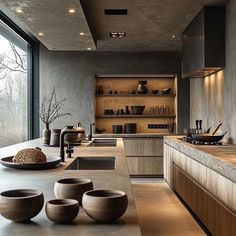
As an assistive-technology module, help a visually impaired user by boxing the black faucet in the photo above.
[60,130,80,162]
[88,123,95,141]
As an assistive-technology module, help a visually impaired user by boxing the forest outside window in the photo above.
[0,20,29,147]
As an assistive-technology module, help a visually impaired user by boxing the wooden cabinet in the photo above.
[124,138,163,176]
[173,163,235,236]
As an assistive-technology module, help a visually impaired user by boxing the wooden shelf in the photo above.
[95,115,176,118]
[95,93,175,97]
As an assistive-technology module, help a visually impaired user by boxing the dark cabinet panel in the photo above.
[182,6,225,78]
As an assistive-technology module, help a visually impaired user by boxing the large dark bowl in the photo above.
[82,189,128,222]
[0,189,44,222]
[131,106,145,115]
[54,178,93,205]
[45,199,79,224]
[124,123,137,134]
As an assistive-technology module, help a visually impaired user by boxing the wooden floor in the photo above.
[131,179,206,236]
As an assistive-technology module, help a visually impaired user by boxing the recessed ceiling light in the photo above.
[110,32,126,38]
[172,35,176,38]
[38,32,44,36]
[87,47,92,50]
[16,8,23,13]
[68,9,76,14]
[80,32,85,36]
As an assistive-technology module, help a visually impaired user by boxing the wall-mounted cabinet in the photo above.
[95,75,177,134]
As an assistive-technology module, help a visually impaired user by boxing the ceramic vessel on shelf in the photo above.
[82,189,128,222]
[54,178,93,205]
[138,80,148,94]
[0,189,44,222]
[45,199,79,224]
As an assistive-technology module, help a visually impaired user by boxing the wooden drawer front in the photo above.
[127,156,163,176]
[173,163,235,236]
[124,138,163,157]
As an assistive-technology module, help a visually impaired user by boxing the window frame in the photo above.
[0,11,40,140]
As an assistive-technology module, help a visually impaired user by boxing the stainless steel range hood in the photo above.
[182,6,225,78]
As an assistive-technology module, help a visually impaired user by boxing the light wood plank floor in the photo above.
[132,179,206,236]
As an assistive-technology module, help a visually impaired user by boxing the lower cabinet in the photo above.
[124,137,163,176]
[127,156,163,176]
[172,163,236,236]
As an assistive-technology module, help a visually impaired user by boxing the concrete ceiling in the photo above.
[0,0,225,51]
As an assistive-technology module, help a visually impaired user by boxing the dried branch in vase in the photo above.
[37,86,71,125]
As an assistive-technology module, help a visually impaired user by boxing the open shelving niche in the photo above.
[94,75,178,134]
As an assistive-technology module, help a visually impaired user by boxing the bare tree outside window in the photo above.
[0,35,28,147]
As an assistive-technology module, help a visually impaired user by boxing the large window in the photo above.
[0,20,29,147]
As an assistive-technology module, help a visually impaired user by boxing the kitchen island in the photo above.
[0,138,142,236]
[164,136,236,236]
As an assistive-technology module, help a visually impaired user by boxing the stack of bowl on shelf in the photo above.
[0,177,128,224]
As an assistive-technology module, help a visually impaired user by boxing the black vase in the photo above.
[43,123,51,145]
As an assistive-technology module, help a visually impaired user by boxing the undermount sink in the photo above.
[88,139,117,147]
[66,156,115,170]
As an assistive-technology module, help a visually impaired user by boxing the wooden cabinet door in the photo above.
[126,157,139,175]
[138,156,163,175]
[124,138,163,156]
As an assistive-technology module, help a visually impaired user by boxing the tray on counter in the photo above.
[0,156,61,170]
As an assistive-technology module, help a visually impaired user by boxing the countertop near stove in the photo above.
[164,136,236,183]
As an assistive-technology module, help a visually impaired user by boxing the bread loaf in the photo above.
[13,147,47,164]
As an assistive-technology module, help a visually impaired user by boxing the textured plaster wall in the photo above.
[40,46,189,133]
[190,0,236,143]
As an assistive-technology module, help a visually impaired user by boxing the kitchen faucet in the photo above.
[88,123,95,141]
[60,130,80,162]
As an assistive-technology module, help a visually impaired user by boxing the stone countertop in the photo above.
[94,133,174,138]
[0,138,141,236]
[164,136,236,183]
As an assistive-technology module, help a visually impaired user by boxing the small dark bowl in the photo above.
[0,189,44,222]
[152,90,159,94]
[131,106,145,115]
[162,88,172,94]
[45,199,79,224]
[82,190,128,222]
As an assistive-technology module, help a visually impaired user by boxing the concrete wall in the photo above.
[40,46,189,133]
[190,0,236,143]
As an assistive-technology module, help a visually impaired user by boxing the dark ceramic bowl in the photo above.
[131,106,145,115]
[0,189,44,222]
[82,189,128,222]
[152,90,159,94]
[124,123,137,133]
[54,178,93,205]
[45,199,79,224]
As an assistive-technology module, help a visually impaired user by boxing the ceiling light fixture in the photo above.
[16,8,23,13]
[87,47,92,50]
[110,32,126,38]
[38,32,44,36]
[80,32,85,36]
[172,35,176,38]
[68,9,76,14]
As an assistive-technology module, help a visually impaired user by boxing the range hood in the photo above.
[182,6,225,78]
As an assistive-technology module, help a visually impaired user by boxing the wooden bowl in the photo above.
[54,178,93,204]
[0,189,44,222]
[45,199,79,224]
[82,189,128,222]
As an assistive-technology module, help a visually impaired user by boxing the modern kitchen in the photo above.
[0,0,235,235]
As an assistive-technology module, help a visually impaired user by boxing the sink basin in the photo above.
[88,139,117,147]
[66,157,115,170]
